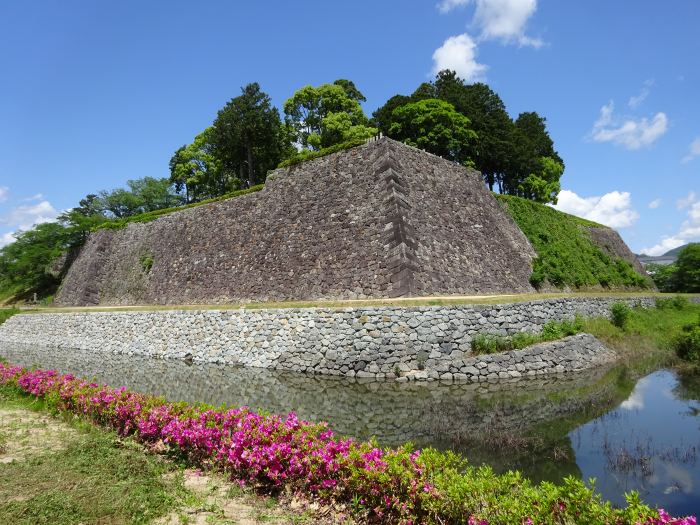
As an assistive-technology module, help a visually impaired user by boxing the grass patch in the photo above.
[582,300,700,362]
[95,184,264,232]
[0,308,20,325]
[471,316,585,354]
[497,194,649,290]
[276,138,367,169]
[0,386,193,525]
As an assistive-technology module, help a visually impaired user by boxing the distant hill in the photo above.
[664,243,697,257]
[637,243,698,266]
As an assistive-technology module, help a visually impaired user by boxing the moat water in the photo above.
[1,343,699,516]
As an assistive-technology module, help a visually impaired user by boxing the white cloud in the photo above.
[627,79,654,109]
[642,196,700,256]
[648,199,661,209]
[0,186,8,203]
[590,101,668,150]
[552,189,639,229]
[432,33,488,81]
[0,200,59,232]
[0,232,15,248]
[437,0,542,47]
[677,191,696,210]
[437,0,469,13]
[681,137,700,164]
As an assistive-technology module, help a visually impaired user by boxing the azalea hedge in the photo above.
[0,362,694,525]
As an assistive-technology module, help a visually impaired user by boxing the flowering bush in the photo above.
[0,361,695,525]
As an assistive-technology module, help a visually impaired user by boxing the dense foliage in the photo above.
[648,244,700,293]
[374,70,564,203]
[0,362,693,525]
[283,80,376,150]
[471,316,584,354]
[497,194,649,289]
[388,99,477,164]
[674,322,700,363]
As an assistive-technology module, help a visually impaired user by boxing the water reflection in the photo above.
[2,343,699,515]
[571,370,700,516]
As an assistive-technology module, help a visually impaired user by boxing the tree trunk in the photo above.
[246,141,254,188]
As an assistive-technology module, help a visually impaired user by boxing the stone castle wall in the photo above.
[0,297,654,381]
[55,138,537,306]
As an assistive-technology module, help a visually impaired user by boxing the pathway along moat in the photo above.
[2,343,699,516]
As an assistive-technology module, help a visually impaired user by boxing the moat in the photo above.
[2,343,699,516]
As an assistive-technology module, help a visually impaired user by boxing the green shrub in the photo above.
[140,253,154,273]
[473,316,586,354]
[496,194,649,290]
[471,333,512,354]
[510,332,540,349]
[611,302,631,329]
[656,296,689,310]
[674,319,700,362]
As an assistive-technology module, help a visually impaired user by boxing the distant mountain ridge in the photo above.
[637,243,698,265]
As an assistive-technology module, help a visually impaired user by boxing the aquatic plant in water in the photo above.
[0,361,695,525]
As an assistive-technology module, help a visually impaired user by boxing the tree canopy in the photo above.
[647,244,700,293]
[211,83,290,189]
[388,99,477,164]
[284,81,376,150]
[373,69,564,203]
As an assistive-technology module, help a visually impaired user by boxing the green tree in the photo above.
[284,82,376,150]
[127,177,183,212]
[433,72,514,192]
[646,262,678,292]
[0,222,68,299]
[517,156,564,204]
[675,244,700,292]
[333,79,366,102]
[212,83,289,188]
[373,70,564,202]
[99,188,143,218]
[169,127,223,202]
[99,177,182,218]
[388,99,477,164]
[505,112,564,200]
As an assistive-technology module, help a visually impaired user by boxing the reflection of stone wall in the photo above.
[0,297,653,380]
[0,342,627,449]
[55,138,536,306]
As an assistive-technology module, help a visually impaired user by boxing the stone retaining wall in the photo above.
[0,297,654,380]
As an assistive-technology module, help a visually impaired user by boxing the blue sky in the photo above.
[0,1,698,255]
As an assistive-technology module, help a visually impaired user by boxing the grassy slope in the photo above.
[496,194,648,290]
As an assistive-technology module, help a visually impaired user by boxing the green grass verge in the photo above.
[496,194,649,290]
[470,299,700,361]
[95,184,265,232]
[276,138,368,168]
[0,308,19,325]
[0,390,195,525]
[21,292,698,314]
[582,300,700,361]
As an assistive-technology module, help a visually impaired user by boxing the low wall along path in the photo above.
[0,297,654,382]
